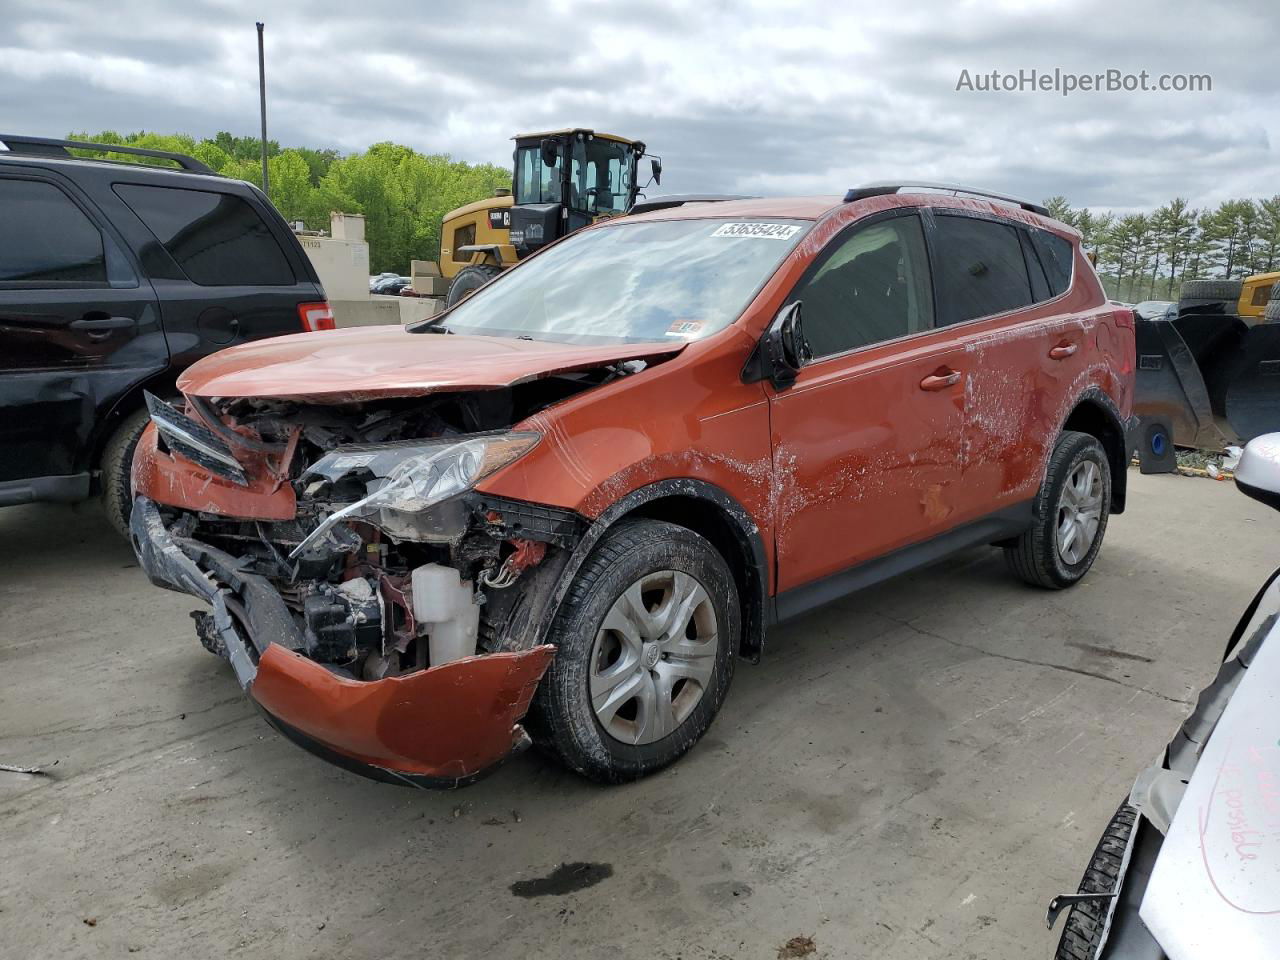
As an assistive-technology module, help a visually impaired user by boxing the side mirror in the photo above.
[540,139,559,168]
[756,301,811,389]
[650,157,662,186]
[1235,434,1280,510]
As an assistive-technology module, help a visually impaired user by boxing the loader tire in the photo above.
[445,264,502,307]
[1265,283,1280,322]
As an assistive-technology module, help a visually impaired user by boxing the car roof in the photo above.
[621,192,1078,239]
[0,150,240,191]
[625,195,843,223]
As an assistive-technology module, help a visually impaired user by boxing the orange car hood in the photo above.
[177,326,685,402]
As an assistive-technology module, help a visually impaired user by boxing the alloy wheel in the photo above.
[1057,458,1104,564]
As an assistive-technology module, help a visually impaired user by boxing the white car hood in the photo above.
[1139,590,1280,957]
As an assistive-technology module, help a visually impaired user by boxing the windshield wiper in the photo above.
[408,314,452,334]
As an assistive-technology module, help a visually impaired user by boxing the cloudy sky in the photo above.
[3,0,1276,213]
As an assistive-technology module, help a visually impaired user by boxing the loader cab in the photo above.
[508,129,649,258]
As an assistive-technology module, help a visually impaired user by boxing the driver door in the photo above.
[766,210,968,599]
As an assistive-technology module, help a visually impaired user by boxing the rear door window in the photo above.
[115,184,295,286]
[792,214,934,358]
[932,214,1033,325]
[0,179,106,285]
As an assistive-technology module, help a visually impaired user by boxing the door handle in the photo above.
[71,313,135,341]
[1049,342,1078,360]
[920,369,962,391]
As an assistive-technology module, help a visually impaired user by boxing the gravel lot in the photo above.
[1,470,1271,959]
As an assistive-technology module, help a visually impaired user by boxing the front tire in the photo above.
[101,406,152,540]
[1055,803,1136,960]
[1005,430,1111,589]
[531,519,739,783]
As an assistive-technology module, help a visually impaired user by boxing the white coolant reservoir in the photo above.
[410,563,480,666]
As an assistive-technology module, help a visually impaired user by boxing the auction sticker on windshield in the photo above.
[710,222,803,240]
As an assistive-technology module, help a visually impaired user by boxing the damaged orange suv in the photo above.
[131,184,1135,787]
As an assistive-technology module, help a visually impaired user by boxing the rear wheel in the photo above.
[101,406,152,540]
[1005,431,1111,589]
[1055,803,1136,960]
[1265,282,1280,323]
[530,519,739,783]
[445,264,502,307]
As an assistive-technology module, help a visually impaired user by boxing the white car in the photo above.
[1048,433,1280,959]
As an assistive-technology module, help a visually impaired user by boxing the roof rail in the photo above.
[0,134,215,175]
[843,181,1049,217]
[628,194,756,215]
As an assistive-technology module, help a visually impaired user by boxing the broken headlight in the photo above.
[289,432,540,558]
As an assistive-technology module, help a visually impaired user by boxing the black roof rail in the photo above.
[0,134,215,175]
[842,181,1049,217]
[628,194,756,215]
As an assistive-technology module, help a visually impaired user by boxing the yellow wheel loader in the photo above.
[438,129,660,305]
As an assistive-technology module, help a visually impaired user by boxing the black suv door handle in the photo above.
[71,313,135,340]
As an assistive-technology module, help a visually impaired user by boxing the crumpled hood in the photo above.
[177,325,684,402]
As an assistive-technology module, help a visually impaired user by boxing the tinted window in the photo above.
[793,215,933,357]
[1019,230,1052,302]
[0,179,106,284]
[115,184,294,286]
[933,215,1032,325]
[1029,228,1074,296]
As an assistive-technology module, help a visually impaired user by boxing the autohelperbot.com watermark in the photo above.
[955,68,1212,96]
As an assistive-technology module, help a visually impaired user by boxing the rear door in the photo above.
[767,209,968,595]
[0,173,162,490]
[111,182,321,370]
[926,211,1086,517]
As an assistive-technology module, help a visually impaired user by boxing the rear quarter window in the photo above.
[932,214,1032,325]
[1029,228,1074,297]
[114,183,295,286]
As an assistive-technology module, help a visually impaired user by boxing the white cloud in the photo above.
[1,0,1276,213]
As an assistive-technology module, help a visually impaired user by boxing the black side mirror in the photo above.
[540,139,559,168]
[748,301,811,390]
[650,157,662,186]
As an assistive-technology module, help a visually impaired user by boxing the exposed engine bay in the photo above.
[142,370,616,683]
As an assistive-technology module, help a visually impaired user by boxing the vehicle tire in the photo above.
[1265,282,1280,322]
[529,519,739,783]
[101,406,152,540]
[445,264,502,307]
[1005,430,1111,589]
[1054,803,1137,960]
[1179,278,1242,316]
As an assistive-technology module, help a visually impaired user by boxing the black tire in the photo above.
[101,406,152,540]
[445,264,502,307]
[1055,803,1136,960]
[1179,278,1242,302]
[1005,430,1111,589]
[1265,291,1280,323]
[529,519,739,783]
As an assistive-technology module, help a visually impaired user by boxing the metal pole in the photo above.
[256,22,269,197]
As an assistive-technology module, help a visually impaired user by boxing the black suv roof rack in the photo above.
[0,134,215,175]
[843,181,1049,217]
[628,194,756,215]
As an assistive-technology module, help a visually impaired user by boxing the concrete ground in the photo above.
[0,471,1272,960]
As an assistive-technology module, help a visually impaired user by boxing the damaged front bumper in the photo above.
[130,496,554,788]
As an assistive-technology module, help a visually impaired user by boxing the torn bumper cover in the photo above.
[130,496,554,788]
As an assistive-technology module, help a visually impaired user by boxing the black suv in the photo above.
[0,135,333,536]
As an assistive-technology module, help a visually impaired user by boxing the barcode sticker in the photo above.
[710,222,801,240]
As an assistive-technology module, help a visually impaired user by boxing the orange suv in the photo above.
[130,183,1136,787]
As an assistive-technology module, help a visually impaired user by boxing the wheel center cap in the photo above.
[642,643,662,670]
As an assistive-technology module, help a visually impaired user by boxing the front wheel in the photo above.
[101,406,153,540]
[1005,430,1111,589]
[530,519,739,783]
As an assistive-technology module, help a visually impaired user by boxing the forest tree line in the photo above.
[69,131,510,273]
[1043,195,1280,303]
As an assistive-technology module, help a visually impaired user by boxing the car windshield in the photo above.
[432,218,810,344]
